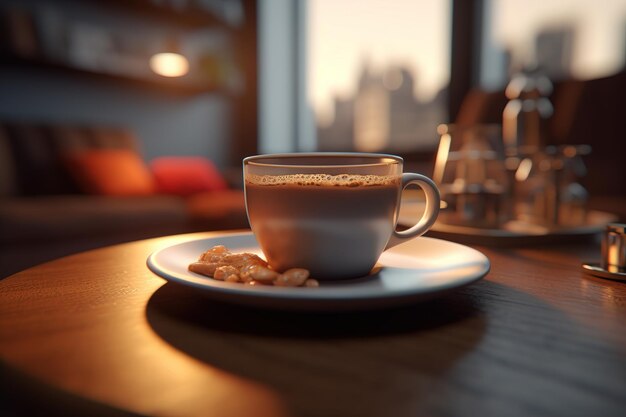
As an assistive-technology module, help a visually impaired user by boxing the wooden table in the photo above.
[1,230,625,417]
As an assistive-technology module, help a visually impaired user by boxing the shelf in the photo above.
[0,54,220,96]
[80,0,233,29]
[0,0,247,97]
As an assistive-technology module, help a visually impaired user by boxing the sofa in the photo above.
[0,122,249,278]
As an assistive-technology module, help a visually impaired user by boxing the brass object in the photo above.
[434,67,593,231]
[582,223,626,282]
[602,223,626,270]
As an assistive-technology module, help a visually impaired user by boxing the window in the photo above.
[306,0,452,153]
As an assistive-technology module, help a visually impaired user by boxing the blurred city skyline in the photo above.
[308,0,450,127]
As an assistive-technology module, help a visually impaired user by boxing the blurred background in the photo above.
[1,0,625,277]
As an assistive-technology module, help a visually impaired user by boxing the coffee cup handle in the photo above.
[386,173,441,249]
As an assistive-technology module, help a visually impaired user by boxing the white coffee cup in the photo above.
[244,153,440,280]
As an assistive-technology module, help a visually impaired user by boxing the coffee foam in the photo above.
[246,173,399,187]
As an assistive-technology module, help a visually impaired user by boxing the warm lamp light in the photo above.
[150,52,189,77]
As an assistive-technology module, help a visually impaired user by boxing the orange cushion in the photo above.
[64,150,155,196]
[150,157,228,196]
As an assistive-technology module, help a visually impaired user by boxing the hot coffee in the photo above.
[243,153,440,280]
[245,174,401,278]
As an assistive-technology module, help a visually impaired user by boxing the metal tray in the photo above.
[399,202,616,246]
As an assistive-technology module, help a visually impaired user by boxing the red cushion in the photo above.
[150,157,228,196]
[63,149,155,196]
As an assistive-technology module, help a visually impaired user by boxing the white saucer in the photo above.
[147,232,490,311]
